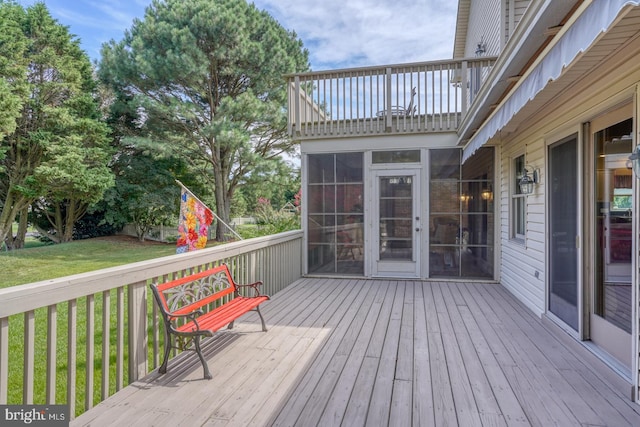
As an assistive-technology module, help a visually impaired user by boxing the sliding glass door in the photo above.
[549,135,579,330]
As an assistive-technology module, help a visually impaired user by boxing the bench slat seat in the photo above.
[151,264,269,379]
[174,296,268,334]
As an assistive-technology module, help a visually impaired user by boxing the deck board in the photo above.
[71,278,640,427]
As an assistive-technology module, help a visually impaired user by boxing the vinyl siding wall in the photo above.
[496,58,640,317]
[504,0,532,45]
[500,136,546,316]
[467,0,502,57]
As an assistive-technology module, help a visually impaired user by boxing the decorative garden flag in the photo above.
[176,186,214,253]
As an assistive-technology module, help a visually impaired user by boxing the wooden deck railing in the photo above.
[0,230,303,418]
[287,57,497,139]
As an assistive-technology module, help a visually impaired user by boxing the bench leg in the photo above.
[227,320,234,330]
[256,306,268,332]
[194,335,213,380]
[159,333,172,375]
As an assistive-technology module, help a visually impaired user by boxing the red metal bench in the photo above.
[150,264,269,379]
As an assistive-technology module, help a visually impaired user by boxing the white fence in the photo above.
[0,230,303,418]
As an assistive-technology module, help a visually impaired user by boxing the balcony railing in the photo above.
[0,230,303,419]
[287,57,496,140]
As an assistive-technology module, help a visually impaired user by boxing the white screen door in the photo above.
[372,169,420,277]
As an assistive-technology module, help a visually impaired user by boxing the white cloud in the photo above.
[253,0,458,70]
[16,0,458,70]
[86,0,143,30]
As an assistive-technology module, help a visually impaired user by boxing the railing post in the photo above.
[294,75,301,136]
[461,60,469,116]
[46,305,57,404]
[385,67,392,131]
[67,299,77,418]
[128,281,148,382]
[0,317,8,404]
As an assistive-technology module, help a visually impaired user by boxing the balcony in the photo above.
[287,57,496,140]
[3,232,640,425]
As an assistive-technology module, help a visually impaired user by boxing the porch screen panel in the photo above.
[429,147,494,278]
[307,153,364,275]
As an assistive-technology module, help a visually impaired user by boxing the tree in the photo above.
[30,113,113,243]
[0,2,113,247]
[101,151,188,242]
[236,157,300,214]
[99,0,309,240]
[0,1,27,143]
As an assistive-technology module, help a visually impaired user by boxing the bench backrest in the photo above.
[152,264,237,316]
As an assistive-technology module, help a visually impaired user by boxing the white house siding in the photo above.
[467,0,502,57]
[513,1,531,29]
[495,53,640,319]
[499,136,546,315]
[504,0,532,45]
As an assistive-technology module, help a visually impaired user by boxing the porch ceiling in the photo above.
[462,2,640,161]
[71,278,640,426]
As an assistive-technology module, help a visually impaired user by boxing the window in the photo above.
[372,150,420,164]
[511,155,526,240]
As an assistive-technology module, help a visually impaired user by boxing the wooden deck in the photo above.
[71,278,640,426]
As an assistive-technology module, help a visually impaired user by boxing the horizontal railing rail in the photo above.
[0,230,303,418]
[287,57,497,139]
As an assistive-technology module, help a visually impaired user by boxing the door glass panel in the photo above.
[379,176,413,260]
[549,136,579,331]
[595,118,633,333]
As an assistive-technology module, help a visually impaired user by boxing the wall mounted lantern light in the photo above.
[519,165,539,195]
[475,38,486,56]
[629,145,640,179]
[481,186,493,201]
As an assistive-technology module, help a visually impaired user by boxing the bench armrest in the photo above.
[167,309,205,333]
[236,281,264,297]
[168,309,203,321]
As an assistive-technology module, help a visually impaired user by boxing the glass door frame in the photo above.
[584,104,634,372]
[370,168,421,278]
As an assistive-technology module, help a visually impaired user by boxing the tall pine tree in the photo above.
[99,0,309,240]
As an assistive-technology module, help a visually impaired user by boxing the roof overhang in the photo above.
[461,0,640,162]
[453,0,471,58]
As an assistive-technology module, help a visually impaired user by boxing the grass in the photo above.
[1,236,176,415]
[0,236,177,288]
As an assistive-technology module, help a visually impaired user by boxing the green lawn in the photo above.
[0,236,176,288]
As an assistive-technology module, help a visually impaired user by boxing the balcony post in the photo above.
[385,67,392,131]
[128,281,148,382]
[461,60,468,116]
[294,75,301,136]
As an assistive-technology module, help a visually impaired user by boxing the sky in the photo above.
[15,0,459,71]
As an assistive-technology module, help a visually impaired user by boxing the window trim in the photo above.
[511,153,526,242]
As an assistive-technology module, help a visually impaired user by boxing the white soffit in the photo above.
[462,0,640,163]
